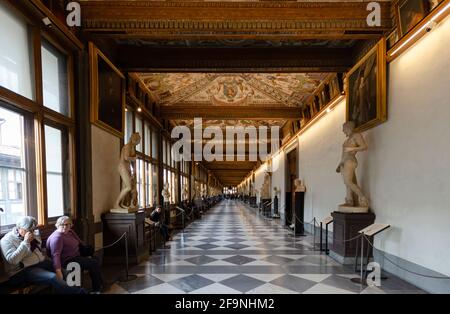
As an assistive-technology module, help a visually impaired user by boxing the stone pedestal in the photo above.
[294,192,305,235]
[273,195,280,218]
[102,211,148,264]
[330,211,375,265]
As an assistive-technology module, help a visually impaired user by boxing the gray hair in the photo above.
[55,216,73,228]
[16,216,37,231]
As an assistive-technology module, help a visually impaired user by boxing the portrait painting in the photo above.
[89,43,125,138]
[329,74,342,99]
[397,0,429,36]
[345,39,386,132]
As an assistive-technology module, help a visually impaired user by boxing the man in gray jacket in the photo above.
[0,216,83,294]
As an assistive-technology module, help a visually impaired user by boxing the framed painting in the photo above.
[345,39,387,132]
[89,42,125,138]
[397,0,429,36]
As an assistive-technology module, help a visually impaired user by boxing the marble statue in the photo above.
[182,185,189,200]
[336,121,369,212]
[294,179,306,192]
[162,182,171,204]
[112,132,141,213]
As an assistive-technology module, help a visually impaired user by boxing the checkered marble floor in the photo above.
[105,200,425,294]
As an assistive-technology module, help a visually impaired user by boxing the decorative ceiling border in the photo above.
[84,19,390,31]
[80,1,390,10]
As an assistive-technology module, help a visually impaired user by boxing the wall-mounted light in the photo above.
[42,17,52,27]
[137,107,142,112]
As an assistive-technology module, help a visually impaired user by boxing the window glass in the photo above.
[0,106,27,226]
[144,122,151,156]
[0,2,35,100]
[41,39,69,116]
[44,125,67,218]
[135,117,142,152]
[124,109,133,142]
[152,130,158,159]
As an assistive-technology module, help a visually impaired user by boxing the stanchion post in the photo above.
[320,222,323,252]
[360,234,364,285]
[325,223,329,255]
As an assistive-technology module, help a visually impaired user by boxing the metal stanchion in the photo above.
[119,232,137,282]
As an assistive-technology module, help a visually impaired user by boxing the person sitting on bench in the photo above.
[0,216,84,294]
[46,216,103,294]
[148,206,172,243]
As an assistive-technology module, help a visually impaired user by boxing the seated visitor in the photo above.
[148,206,172,242]
[0,216,84,294]
[46,216,103,293]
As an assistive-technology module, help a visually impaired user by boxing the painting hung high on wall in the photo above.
[89,42,125,138]
[397,0,429,36]
[345,39,386,132]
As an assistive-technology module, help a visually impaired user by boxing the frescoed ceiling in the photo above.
[136,73,328,107]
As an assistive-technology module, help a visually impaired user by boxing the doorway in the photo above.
[285,148,298,227]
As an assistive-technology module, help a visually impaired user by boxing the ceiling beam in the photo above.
[80,1,392,39]
[160,105,302,119]
[116,46,353,72]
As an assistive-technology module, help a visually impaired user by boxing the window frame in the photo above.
[0,2,77,230]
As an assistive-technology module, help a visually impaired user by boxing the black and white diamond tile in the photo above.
[110,200,425,295]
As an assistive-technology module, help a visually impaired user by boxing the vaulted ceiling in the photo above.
[78,0,392,187]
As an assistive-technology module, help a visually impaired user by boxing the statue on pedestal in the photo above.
[336,121,369,213]
[162,182,171,204]
[112,133,141,213]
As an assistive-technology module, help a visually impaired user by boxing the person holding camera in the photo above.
[0,216,83,294]
[46,216,103,293]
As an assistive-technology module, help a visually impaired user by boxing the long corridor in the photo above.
[106,200,424,294]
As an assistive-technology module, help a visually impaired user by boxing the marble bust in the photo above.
[294,179,306,192]
[162,182,171,204]
[336,121,369,213]
[112,132,141,213]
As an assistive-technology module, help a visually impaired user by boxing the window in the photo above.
[162,138,166,165]
[145,162,152,207]
[41,39,69,116]
[125,108,133,142]
[152,129,158,159]
[45,125,69,218]
[152,165,158,205]
[135,116,142,152]
[136,159,145,208]
[0,2,35,100]
[0,106,27,227]
[144,122,151,156]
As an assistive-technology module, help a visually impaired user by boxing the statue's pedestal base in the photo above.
[337,204,369,213]
[330,211,375,265]
[102,211,148,265]
[110,207,138,214]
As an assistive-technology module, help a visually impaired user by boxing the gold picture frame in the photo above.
[345,39,387,132]
[89,42,125,138]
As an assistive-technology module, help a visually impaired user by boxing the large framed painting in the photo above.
[397,0,429,36]
[345,39,387,132]
[89,42,125,138]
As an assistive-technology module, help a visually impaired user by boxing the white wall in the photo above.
[293,17,450,278]
[91,125,121,248]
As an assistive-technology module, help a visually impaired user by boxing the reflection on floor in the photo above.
[104,200,425,294]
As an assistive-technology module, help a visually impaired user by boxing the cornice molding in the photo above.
[84,19,390,31]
